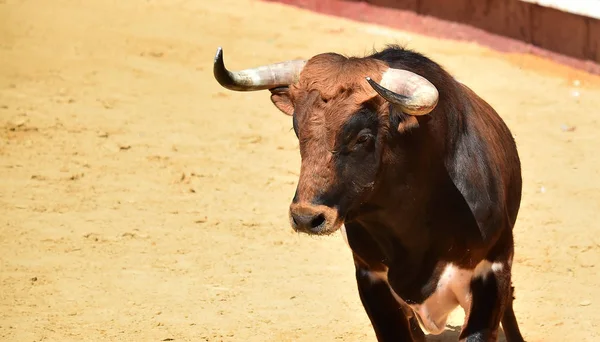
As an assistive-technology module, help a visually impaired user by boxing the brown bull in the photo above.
[213,45,525,342]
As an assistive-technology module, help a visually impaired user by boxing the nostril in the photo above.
[310,214,325,229]
[291,214,299,226]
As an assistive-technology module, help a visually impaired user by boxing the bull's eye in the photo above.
[354,131,374,147]
[356,134,370,144]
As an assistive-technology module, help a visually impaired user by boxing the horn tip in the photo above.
[214,47,223,63]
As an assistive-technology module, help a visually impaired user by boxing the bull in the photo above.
[212,45,525,342]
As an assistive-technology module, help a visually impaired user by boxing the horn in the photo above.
[213,47,306,91]
[366,69,439,116]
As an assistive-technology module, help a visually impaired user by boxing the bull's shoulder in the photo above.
[443,84,522,243]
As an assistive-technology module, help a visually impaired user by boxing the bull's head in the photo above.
[213,47,439,235]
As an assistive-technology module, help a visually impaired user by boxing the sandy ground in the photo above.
[1,0,600,341]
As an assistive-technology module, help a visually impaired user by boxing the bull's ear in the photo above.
[395,113,420,133]
[270,87,294,116]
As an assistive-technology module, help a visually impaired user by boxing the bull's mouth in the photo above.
[289,203,343,235]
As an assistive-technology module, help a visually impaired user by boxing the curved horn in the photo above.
[213,47,306,91]
[366,69,439,116]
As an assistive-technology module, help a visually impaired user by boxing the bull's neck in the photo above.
[345,137,449,272]
[353,132,447,232]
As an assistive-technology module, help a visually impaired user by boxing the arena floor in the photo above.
[2,0,600,341]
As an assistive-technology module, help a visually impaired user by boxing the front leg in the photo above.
[354,257,425,342]
[459,257,524,342]
[344,222,425,341]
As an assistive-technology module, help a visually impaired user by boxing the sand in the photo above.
[1,0,599,341]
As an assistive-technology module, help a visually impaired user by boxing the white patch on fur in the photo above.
[492,262,504,273]
[364,259,505,335]
[473,260,505,281]
[408,264,474,335]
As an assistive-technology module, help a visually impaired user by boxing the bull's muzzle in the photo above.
[289,203,340,235]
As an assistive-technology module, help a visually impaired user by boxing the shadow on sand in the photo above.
[426,325,507,342]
